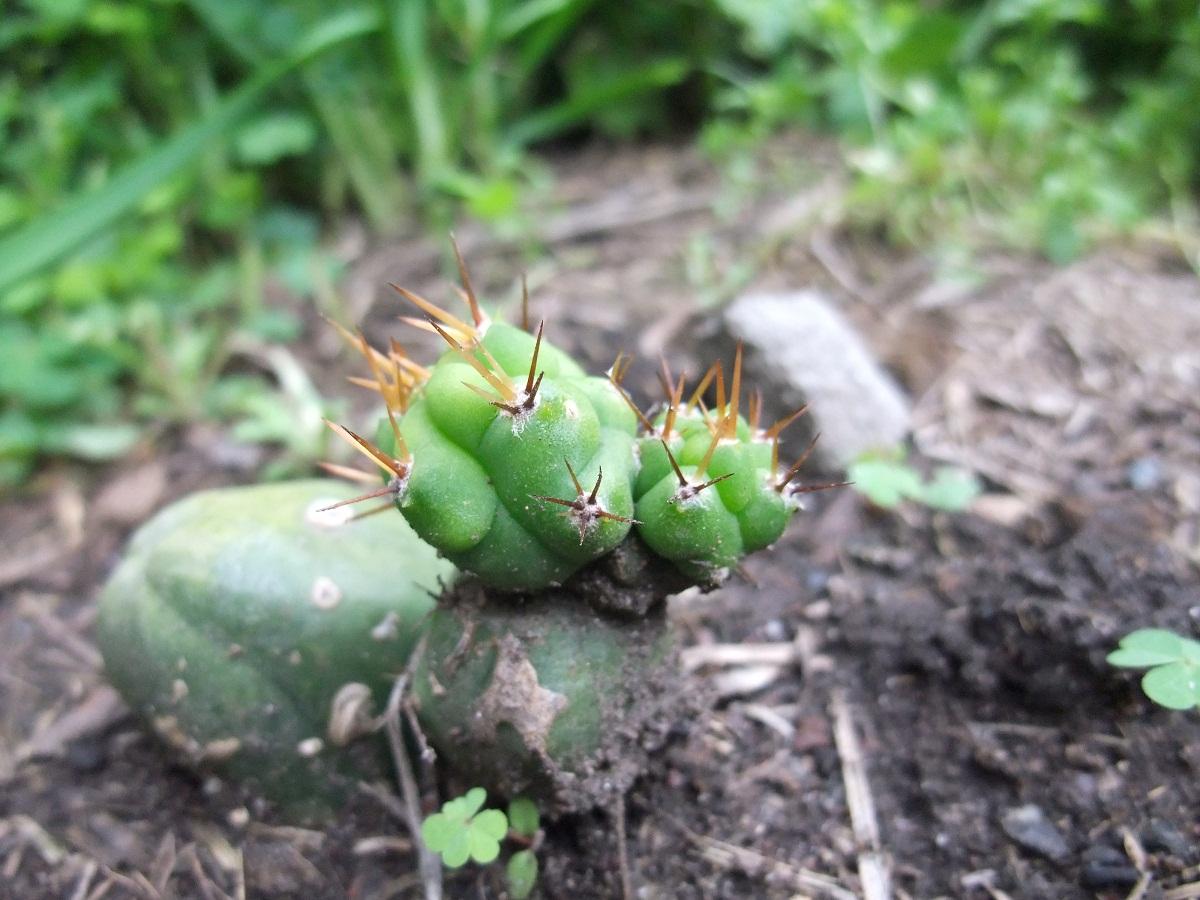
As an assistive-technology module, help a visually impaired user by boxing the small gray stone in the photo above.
[1126,456,1163,491]
[1142,818,1190,857]
[65,737,108,773]
[724,291,910,468]
[1001,804,1071,862]
[1080,844,1138,890]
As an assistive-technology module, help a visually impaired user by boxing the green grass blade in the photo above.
[0,7,381,295]
[512,0,598,79]
[504,57,689,148]
[181,0,265,64]
[386,0,450,181]
[499,0,584,41]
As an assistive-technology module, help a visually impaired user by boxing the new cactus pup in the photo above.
[322,241,844,814]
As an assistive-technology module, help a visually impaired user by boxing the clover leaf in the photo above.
[1108,629,1200,711]
[421,787,510,868]
[917,466,982,511]
[848,449,980,512]
[847,452,922,508]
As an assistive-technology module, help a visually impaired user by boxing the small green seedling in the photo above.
[421,787,509,867]
[505,797,541,900]
[506,849,539,900]
[422,789,542,896]
[1108,629,1200,711]
[849,448,980,511]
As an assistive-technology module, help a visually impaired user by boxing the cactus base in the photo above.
[413,579,685,816]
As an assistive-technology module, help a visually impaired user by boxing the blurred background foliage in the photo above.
[2,0,1197,486]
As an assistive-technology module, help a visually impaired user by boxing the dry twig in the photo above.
[383,644,443,900]
[613,793,634,900]
[680,641,801,671]
[831,689,891,900]
[664,814,855,900]
[16,685,126,763]
[68,859,98,900]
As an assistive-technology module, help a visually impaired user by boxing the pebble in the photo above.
[227,806,251,828]
[297,737,324,757]
[1126,456,1163,491]
[65,737,108,773]
[805,568,831,593]
[724,290,911,468]
[1000,804,1071,862]
[1142,818,1190,857]
[93,462,167,526]
[804,599,833,620]
[1079,844,1139,890]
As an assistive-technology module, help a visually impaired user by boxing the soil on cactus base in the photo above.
[413,569,690,818]
[2,137,1199,899]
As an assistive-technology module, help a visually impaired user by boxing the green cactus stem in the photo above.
[323,250,845,592]
[97,480,455,819]
[412,575,684,816]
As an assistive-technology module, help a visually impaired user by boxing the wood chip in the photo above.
[353,836,413,856]
[16,685,127,762]
[710,665,783,698]
[1164,883,1200,900]
[149,833,177,894]
[681,640,800,671]
[740,703,797,740]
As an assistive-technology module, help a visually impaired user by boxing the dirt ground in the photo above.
[2,137,1199,899]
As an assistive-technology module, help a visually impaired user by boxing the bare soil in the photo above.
[2,137,1198,899]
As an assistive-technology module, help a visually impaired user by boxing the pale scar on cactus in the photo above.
[322,240,846,592]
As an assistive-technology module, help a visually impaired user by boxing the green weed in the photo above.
[0,0,721,480]
[1109,629,1200,712]
[704,0,1200,262]
[421,789,541,897]
[848,447,980,512]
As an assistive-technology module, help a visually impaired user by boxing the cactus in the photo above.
[313,244,844,813]
[97,480,455,818]
[99,243,843,820]
[324,247,843,593]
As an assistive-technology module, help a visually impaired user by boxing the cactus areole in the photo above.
[99,242,843,819]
